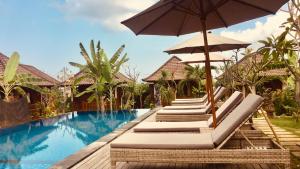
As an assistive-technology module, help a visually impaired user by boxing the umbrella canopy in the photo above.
[122,0,288,36]
[165,33,250,54]
[180,53,231,63]
[121,0,288,128]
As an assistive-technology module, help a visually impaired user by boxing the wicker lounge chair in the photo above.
[166,86,226,109]
[134,91,243,132]
[173,86,221,103]
[156,87,227,121]
[110,94,290,169]
[171,86,223,106]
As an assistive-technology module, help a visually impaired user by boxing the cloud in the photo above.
[220,11,289,49]
[56,0,157,31]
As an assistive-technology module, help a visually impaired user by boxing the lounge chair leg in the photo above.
[111,161,116,169]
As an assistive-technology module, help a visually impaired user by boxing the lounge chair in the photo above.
[171,86,222,106]
[156,87,227,121]
[134,91,243,132]
[110,94,290,169]
[165,86,226,109]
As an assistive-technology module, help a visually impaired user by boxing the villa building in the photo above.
[0,53,59,103]
[143,56,197,103]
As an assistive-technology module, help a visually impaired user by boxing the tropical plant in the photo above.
[57,67,74,113]
[123,65,140,109]
[0,52,42,102]
[258,30,299,98]
[178,65,206,97]
[272,87,299,118]
[134,83,149,108]
[103,44,129,110]
[154,70,175,106]
[231,51,276,95]
[40,86,70,117]
[70,40,128,112]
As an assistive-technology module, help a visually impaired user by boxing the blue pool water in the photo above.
[0,109,149,169]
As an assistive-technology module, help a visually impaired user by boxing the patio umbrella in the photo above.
[180,53,231,63]
[165,33,250,54]
[165,33,249,104]
[121,0,288,128]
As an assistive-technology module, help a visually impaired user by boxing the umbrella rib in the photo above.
[136,0,186,35]
[176,0,194,36]
[205,0,230,15]
[232,0,276,14]
[207,0,228,27]
[121,0,174,24]
[172,1,199,16]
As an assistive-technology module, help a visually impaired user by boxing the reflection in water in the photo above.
[59,110,137,145]
[0,110,140,169]
[0,125,57,169]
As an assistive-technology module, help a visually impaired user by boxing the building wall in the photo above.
[72,85,125,112]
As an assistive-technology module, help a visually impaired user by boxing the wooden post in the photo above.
[201,19,217,128]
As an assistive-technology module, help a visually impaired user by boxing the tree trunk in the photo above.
[100,96,105,112]
[242,86,247,98]
[125,94,132,110]
[295,79,300,104]
[109,87,113,111]
[4,94,9,102]
[120,89,124,110]
[249,85,256,94]
[139,95,143,108]
[96,94,100,113]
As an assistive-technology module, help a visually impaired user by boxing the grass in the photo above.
[270,116,300,137]
[270,116,300,167]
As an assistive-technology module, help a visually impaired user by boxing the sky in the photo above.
[0,0,289,80]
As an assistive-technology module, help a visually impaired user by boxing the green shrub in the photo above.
[272,88,298,116]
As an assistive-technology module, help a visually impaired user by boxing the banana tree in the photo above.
[70,40,128,112]
[0,52,42,102]
[102,45,129,111]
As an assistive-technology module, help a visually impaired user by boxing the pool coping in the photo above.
[50,108,159,169]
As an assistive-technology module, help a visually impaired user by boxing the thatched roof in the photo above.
[143,56,188,82]
[236,53,289,77]
[69,71,133,85]
[0,53,59,86]
[217,53,289,79]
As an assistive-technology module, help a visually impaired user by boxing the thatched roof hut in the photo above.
[0,53,59,86]
[143,56,188,82]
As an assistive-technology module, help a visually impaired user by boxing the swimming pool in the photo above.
[0,109,149,169]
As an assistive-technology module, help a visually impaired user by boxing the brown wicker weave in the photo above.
[110,104,290,169]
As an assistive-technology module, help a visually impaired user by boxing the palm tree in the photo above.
[0,52,42,102]
[178,65,206,97]
[70,40,128,112]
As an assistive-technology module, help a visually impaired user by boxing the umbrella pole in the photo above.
[206,79,210,102]
[201,19,217,128]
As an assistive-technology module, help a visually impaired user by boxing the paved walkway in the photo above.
[253,118,300,158]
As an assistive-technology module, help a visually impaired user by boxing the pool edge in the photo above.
[50,108,159,169]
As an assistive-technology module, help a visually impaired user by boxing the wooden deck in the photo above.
[253,118,300,158]
[50,110,291,169]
